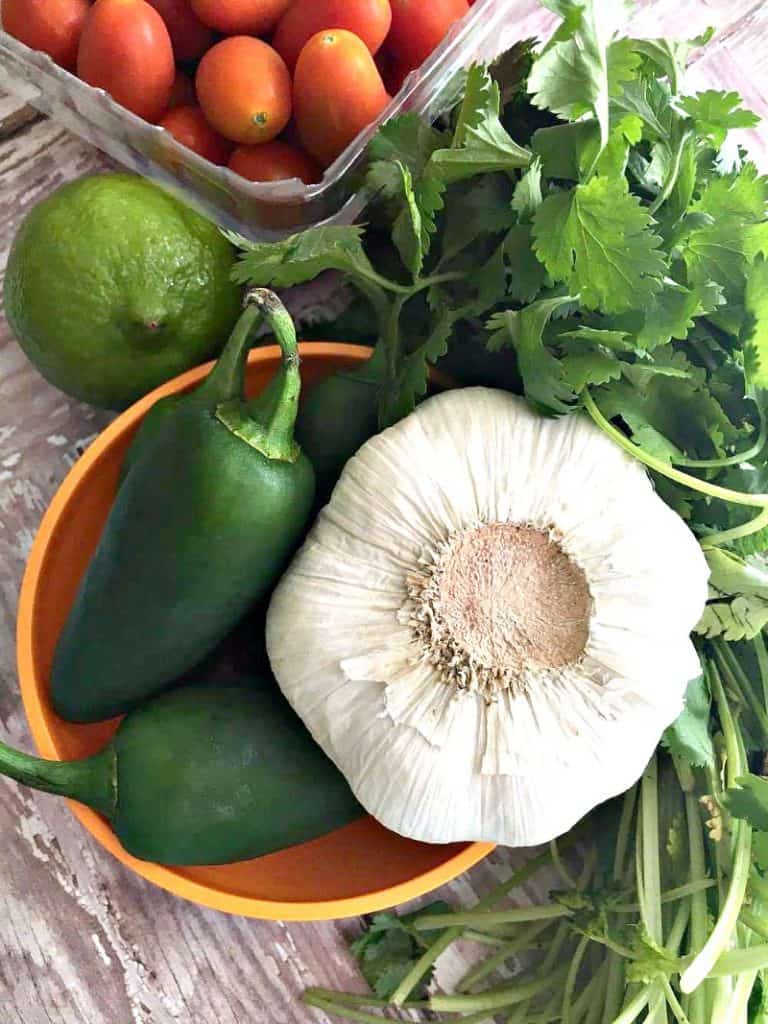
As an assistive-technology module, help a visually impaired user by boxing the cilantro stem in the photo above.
[302,992,399,1023]
[302,989,428,1010]
[752,632,768,712]
[612,879,715,913]
[562,935,590,1024]
[684,791,710,1024]
[741,909,768,941]
[648,131,693,217]
[638,755,663,944]
[614,785,638,882]
[551,838,579,889]
[698,943,768,976]
[412,904,571,931]
[680,664,752,994]
[456,920,554,992]
[702,506,768,549]
[601,954,626,1024]
[713,640,768,738]
[610,983,653,1024]
[583,390,768,509]
[662,978,692,1024]
[429,966,568,1013]
[462,930,513,946]
[666,899,692,954]
[751,869,768,903]
[389,845,561,1006]
[672,406,768,470]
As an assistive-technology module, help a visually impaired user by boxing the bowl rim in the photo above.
[16,340,493,921]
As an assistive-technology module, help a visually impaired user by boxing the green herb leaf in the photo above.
[529,0,634,157]
[680,90,761,149]
[532,176,666,313]
[662,674,714,769]
[390,163,425,279]
[429,118,532,184]
[512,157,543,221]
[723,775,768,831]
[629,30,714,94]
[367,113,448,177]
[440,175,516,264]
[744,255,768,396]
[504,224,549,303]
[487,296,577,413]
[697,549,768,641]
[380,308,460,427]
[350,902,452,1000]
[229,226,377,289]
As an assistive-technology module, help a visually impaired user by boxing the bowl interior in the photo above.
[18,342,491,919]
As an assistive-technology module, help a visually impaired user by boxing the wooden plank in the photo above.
[1,1,767,1020]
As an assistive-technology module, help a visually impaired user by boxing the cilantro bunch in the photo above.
[230,1,768,1019]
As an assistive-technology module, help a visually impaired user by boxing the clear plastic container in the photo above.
[0,0,526,239]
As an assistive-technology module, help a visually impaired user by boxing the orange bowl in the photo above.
[16,341,492,920]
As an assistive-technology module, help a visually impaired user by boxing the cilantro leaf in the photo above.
[350,902,452,1000]
[379,308,460,427]
[390,163,425,279]
[512,157,543,221]
[607,279,724,352]
[532,176,666,314]
[662,674,714,769]
[630,30,714,94]
[487,296,578,413]
[429,116,532,184]
[680,90,761,149]
[697,549,768,641]
[529,0,634,156]
[560,348,622,391]
[229,226,376,289]
[439,175,516,264]
[611,75,672,140]
[744,255,768,396]
[723,775,768,831]
[504,224,548,303]
[452,64,499,149]
[367,113,447,177]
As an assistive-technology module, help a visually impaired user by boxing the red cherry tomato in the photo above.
[228,142,320,184]
[293,29,390,168]
[146,0,212,61]
[387,0,469,70]
[3,0,89,70]
[196,37,292,145]
[190,0,291,35]
[77,0,175,123]
[159,105,234,165]
[272,0,392,72]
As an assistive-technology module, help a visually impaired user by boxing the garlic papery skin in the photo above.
[266,388,710,847]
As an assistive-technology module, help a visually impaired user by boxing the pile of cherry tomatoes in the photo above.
[4,0,474,184]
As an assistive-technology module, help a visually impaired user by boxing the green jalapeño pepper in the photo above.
[0,679,362,865]
[51,289,315,723]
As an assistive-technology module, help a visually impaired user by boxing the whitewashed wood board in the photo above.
[1,2,767,1021]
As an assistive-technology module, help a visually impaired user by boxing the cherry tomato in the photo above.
[168,70,196,109]
[3,0,89,70]
[272,0,391,72]
[146,0,212,61]
[228,142,320,184]
[293,29,390,168]
[190,0,290,35]
[387,0,469,70]
[196,37,292,145]
[159,105,233,165]
[77,0,175,123]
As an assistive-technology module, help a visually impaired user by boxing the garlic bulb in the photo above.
[266,388,709,846]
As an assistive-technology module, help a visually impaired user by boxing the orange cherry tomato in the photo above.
[3,0,89,70]
[228,141,320,184]
[168,70,196,109]
[77,0,175,123]
[387,0,469,70]
[272,0,391,72]
[293,29,390,168]
[146,0,212,61]
[190,0,290,35]
[196,37,292,145]
[159,105,234,165]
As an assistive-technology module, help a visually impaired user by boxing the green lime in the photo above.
[4,173,241,410]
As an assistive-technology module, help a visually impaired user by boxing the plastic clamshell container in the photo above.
[0,0,526,239]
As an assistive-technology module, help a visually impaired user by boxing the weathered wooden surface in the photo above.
[1,3,767,1022]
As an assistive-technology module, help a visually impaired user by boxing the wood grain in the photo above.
[1,2,768,1021]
